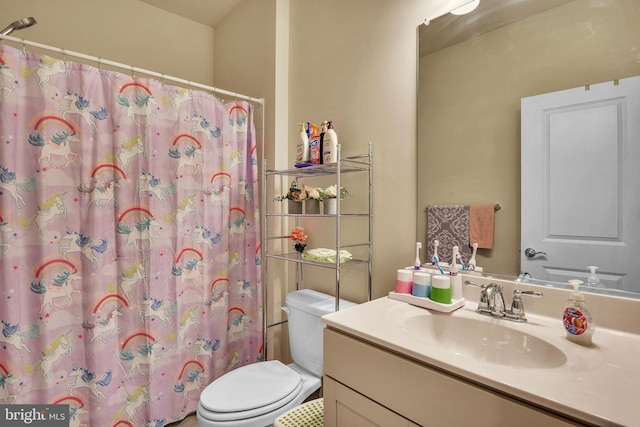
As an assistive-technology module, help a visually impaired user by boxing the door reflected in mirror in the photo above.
[521,77,640,293]
[417,0,640,295]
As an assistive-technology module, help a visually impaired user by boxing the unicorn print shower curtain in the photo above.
[0,44,262,426]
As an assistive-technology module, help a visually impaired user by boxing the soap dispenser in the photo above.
[586,266,606,289]
[562,280,595,346]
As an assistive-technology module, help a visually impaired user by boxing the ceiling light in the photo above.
[450,0,480,15]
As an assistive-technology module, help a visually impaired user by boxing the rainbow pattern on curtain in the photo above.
[0,44,262,426]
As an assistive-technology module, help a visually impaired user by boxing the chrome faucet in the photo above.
[465,281,543,322]
[485,283,506,317]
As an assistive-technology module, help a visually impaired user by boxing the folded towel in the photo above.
[302,248,352,264]
[426,205,472,264]
[470,204,495,249]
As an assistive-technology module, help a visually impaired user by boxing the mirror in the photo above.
[418,0,640,295]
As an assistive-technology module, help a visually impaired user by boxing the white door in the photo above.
[521,76,640,292]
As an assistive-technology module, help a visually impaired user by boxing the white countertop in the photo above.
[322,296,640,427]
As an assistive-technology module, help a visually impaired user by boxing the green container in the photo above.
[430,286,452,304]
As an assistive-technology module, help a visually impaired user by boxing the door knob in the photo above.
[524,248,547,258]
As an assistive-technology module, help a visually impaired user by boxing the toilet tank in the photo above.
[285,289,357,377]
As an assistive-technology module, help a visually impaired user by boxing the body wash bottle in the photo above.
[563,280,595,345]
[322,121,338,164]
[295,123,310,163]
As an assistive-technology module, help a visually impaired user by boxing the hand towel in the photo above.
[470,204,495,249]
[426,205,472,264]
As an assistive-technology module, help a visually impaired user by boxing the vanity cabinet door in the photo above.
[323,376,419,427]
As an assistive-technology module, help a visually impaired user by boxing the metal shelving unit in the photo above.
[262,143,372,318]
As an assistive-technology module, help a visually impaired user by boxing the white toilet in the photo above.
[197,289,356,427]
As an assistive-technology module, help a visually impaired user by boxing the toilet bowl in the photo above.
[196,289,356,427]
[196,361,320,427]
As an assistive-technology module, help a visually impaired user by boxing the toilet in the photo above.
[197,289,356,427]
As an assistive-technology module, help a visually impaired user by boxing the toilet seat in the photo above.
[199,360,302,422]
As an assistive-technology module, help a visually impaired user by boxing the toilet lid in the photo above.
[200,360,302,415]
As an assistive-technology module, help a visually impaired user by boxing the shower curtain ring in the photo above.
[21,39,27,55]
[131,66,135,79]
[97,57,102,72]
[61,48,66,61]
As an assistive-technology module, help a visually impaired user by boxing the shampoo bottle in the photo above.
[563,280,595,345]
[319,121,328,164]
[323,121,338,163]
[295,123,310,163]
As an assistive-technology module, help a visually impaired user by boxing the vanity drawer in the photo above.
[323,328,583,427]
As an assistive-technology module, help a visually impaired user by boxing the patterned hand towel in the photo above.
[426,205,472,265]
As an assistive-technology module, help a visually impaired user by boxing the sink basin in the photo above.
[403,313,567,369]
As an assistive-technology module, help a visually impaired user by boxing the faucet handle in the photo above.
[464,280,486,289]
[464,281,491,312]
[506,289,543,322]
[516,289,543,297]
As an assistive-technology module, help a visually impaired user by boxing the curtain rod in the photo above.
[0,33,264,105]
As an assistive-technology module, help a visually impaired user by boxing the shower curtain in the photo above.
[0,44,262,426]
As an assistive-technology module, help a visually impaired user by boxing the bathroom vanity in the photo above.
[322,277,640,426]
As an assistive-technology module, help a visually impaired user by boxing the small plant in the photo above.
[275,180,306,202]
[275,181,326,203]
[303,185,322,201]
[289,226,307,254]
[319,185,350,200]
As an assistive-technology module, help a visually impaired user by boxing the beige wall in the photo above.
[1,0,214,84]
[287,0,431,304]
[245,0,464,361]
[418,0,640,276]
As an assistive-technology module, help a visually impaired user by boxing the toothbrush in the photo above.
[450,246,459,276]
[414,242,422,270]
[468,243,478,271]
[456,250,466,270]
[432,240,440,265]
[433,256,445,275]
